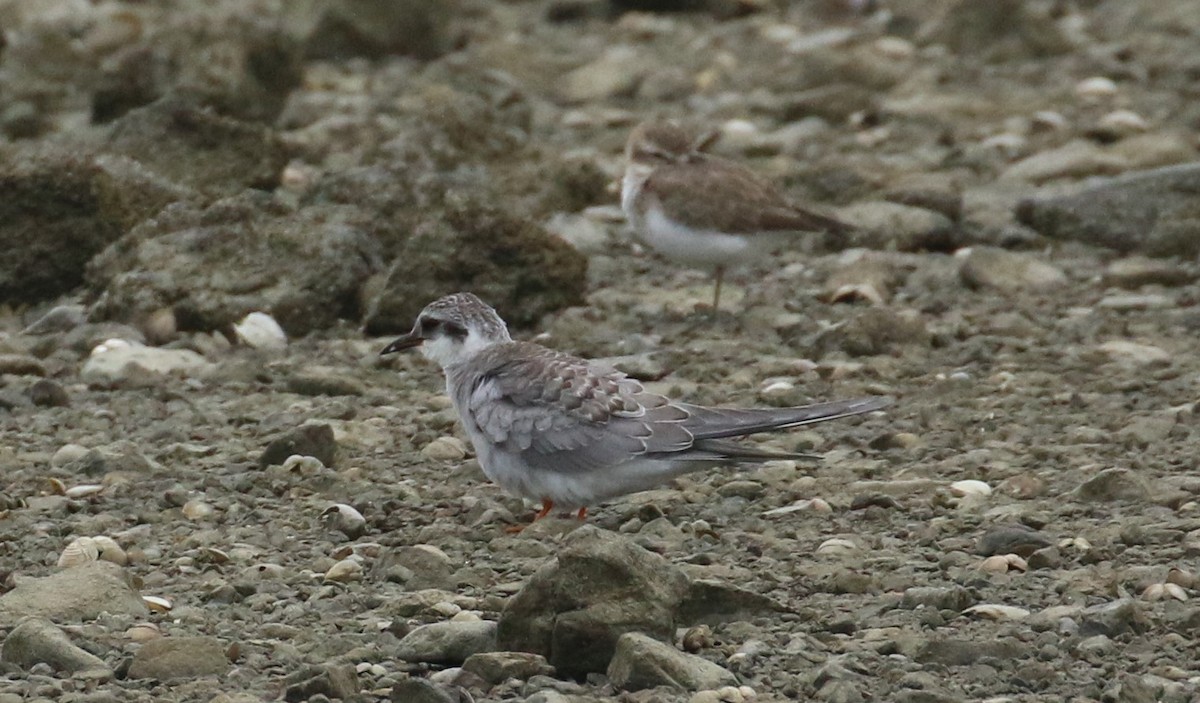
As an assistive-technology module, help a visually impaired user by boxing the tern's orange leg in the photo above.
[534,499,554,521]
[576,507,588,520]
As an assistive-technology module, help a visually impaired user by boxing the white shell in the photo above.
[1144,583,1188,602]
[1098,109,1148,134]
[58,537,99,568]
[1075,76,1118,99]
[324,557,364,583]
[964,604,1030,621]
[949,480,992,497]
[92,536,128,565]
[233,312,288,351]
[1004,554,1028,572]
[321,503,367,538]
[182,499,214,520]
[816,538,859,555]
[143,595,172,612]
[91,338,133,356]
[125,623,162,642]
[64,484,105,499]
[282,455,326,473]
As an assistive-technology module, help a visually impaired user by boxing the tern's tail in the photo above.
[680,396,892,441]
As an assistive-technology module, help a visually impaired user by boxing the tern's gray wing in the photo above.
[464,342,694,474]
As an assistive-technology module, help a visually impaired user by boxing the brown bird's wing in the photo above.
[643,158,852,236]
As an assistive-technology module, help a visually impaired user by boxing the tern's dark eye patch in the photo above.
[421,316,467,339]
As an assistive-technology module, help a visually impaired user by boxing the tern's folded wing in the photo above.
[464,342,694,474]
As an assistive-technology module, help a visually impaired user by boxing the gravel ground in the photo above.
[2,1,1200,702]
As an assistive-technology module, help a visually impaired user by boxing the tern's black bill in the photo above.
[380,333,422,356]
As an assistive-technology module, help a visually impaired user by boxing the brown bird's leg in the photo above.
[712,266,724,316]
[576,507,588,521]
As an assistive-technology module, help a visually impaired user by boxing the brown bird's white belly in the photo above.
[622,170,780,270]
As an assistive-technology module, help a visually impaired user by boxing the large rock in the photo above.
[286,0,454,60]
[1,618,111,675]
[1016,163,1200,257]
[363,194,587,333]
[0,561,147,621]
[497,526,690,678]
[607,632,738,692]
[917,0,1073,61]
[0,147,124,304]
[87,192,383,336]
[102,97,288,196]
[127,636,231,680]
[91,5,304,123]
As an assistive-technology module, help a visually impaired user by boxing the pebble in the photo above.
[1000,140,1127,182]
[959,247,1067,292]
[421,436,468,461]
[395,621,498,665]
[1097,340,1171,366]
[1075,468,1151,502]
[1103,256,1194,288]
[81,340,213,384]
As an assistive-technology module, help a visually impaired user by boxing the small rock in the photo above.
[559,46,645,103]
[678,579,784,625]
[286,371,366,397]
[283,664,360,702]
[22,305,87,335]
[1000,140,1128,183]
[811,307,928,357]
[900,586,975,612]
[1075,468,1151,502]
[294,0,452,60]
[462,651,554,684]
[389,676,457,703]
[915,637,1022,665]
[260,423,338,468]
[1104,257,1194,288]
[0,562,146,621]
[128,636,230,680]
[959,247,1067,292]
[976,524,1052,557]
[0,354,46,376]
[837,201,957,252]
[395,621,498,665]
[81,340,212,385]
[1080,599,1148,637]
[28,379,69,408]
[1097,341,1171,366]
[1,618,111,675]
[421,436,468,462]
[1017,162,1200,256]
[607,632,738,692]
